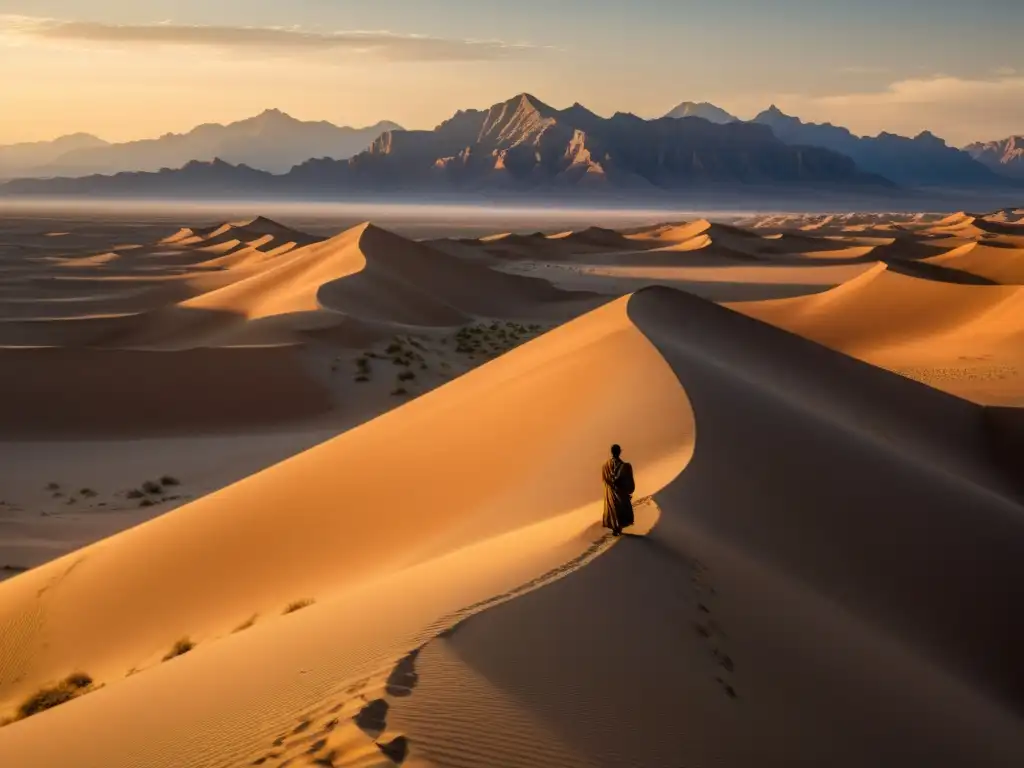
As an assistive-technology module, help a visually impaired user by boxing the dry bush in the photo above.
[15,673,93,721]
[163,637,195,661]
[233,614,258,633]
[142,480,163,495]
[160,476,180,487]
[283,598,315,615]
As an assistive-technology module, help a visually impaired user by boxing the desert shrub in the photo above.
[64,672,92,688]
[142,480,162,495]
[160,476,180,487]
[139,499,155,508]
[46,482,60,491]
[234,614,258,633]
[79,488,97,498]
[163,637,194,661]
[283,598,315,615]
[16,673,93,720]
[397,370,415,382]
[356,357,371,372]
[355,375,370,383]
[126,489,145,499]
[385,342,403,354]
[390,387,409,397]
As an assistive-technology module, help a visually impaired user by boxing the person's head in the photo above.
[611,444,621,458]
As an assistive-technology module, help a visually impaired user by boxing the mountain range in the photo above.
[3,94,1021,199]
[0,111,402,179]
[1,94,889,199]
[750,106,1007,188]
[965,136,1024,179]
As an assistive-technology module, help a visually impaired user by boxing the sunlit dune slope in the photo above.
[0,294,694,768]
[112,222,591,347]
[731,265,1024,404]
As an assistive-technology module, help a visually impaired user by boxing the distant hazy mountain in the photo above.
[0,133,110,179]
[1,94,892,198]
[753,106,1006,187]
[13,110,403,177]
[964,136,1024,179]
[664,101,738,124]
[3,159,277,197]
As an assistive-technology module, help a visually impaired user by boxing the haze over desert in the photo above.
[1,1,1023,766]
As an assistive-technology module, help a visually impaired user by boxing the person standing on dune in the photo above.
[602,444,635,536]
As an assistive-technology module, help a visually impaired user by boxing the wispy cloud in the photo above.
[837,65,890,75]
[0,15,543,62]
[815,73,1024,107]
[769,73,1024,145]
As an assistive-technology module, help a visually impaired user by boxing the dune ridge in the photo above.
[385,286,1024,767]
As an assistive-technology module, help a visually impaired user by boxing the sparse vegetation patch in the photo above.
[283,598,315,615]
[163,637,195,661]
[234,614,259,633]
[14,672,94,721]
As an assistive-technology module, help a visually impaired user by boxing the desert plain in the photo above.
[0,203,1022,767]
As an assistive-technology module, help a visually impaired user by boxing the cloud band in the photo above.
[0,15,541,62]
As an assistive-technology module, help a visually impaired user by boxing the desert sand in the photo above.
[0,206,1021,767]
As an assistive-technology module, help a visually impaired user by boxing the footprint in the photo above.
[354,699,389,735]
[385,649,420,697]
[292,719,312,735]
[377,735,409,764]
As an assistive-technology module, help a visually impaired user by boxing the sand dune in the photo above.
[0,295,696,766]
[389,288,1023,767]
[733,265,1024,404]
[1,207,1023,767]
[925,242,1024,284]
[114,222,592,348]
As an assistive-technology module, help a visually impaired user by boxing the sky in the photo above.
[1,0,1022,147]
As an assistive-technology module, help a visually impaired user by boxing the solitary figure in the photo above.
[602,444,635,536]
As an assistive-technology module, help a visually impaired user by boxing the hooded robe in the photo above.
[602,457,634,531]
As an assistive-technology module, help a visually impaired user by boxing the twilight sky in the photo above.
[2,0,1022,146]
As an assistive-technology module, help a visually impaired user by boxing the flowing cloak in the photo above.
[602,458,635,530]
